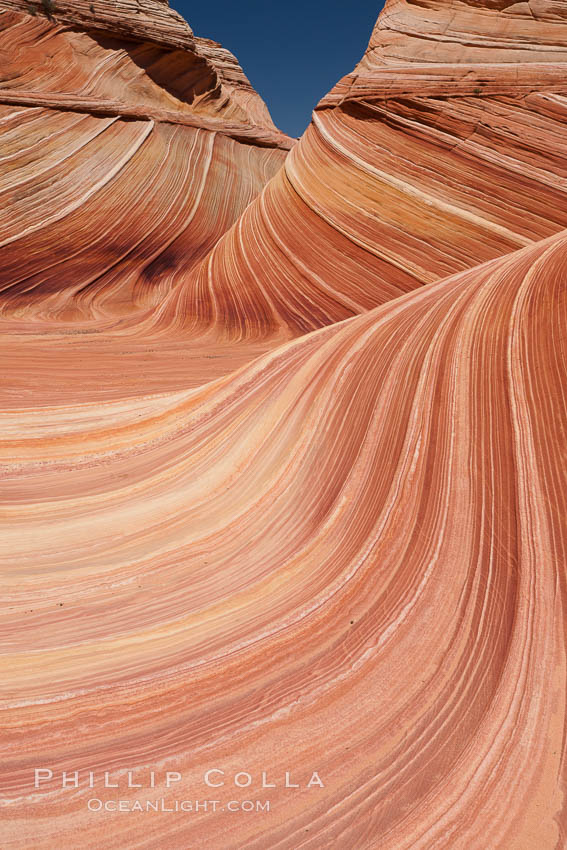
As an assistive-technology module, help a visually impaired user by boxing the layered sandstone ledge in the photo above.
[321,0,567,106]
[0,0,291,329]
[0,0,291,147]
[0,0,195,50]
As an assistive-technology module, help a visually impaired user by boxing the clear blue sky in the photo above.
[170,1,383,138]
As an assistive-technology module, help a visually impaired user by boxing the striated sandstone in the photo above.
[0,1,566,848]
[174,0,567,345]
[0,2,286,134]
[0,0,290,332]
[1,227,566,849]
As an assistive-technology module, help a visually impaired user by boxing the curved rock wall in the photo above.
[1,1,566,848]
[174,0,567,341]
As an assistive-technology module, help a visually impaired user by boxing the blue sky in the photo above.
[170,1,383,137]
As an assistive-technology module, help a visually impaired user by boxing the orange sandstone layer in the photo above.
[0,0,291,317]
[0,0,282,132]
[0,0,567,848]
[174,0,567,343]
[3,0,567,403]
[1,228,566,849]
[0,1,293,401]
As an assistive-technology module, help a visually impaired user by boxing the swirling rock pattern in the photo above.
[0,0,291,401]
[1,1,566,849]
[179,0,567,343]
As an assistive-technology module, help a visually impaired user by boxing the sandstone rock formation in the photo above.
[179,0,567,342]
[0,0,290,317]
[1,1,566,848]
